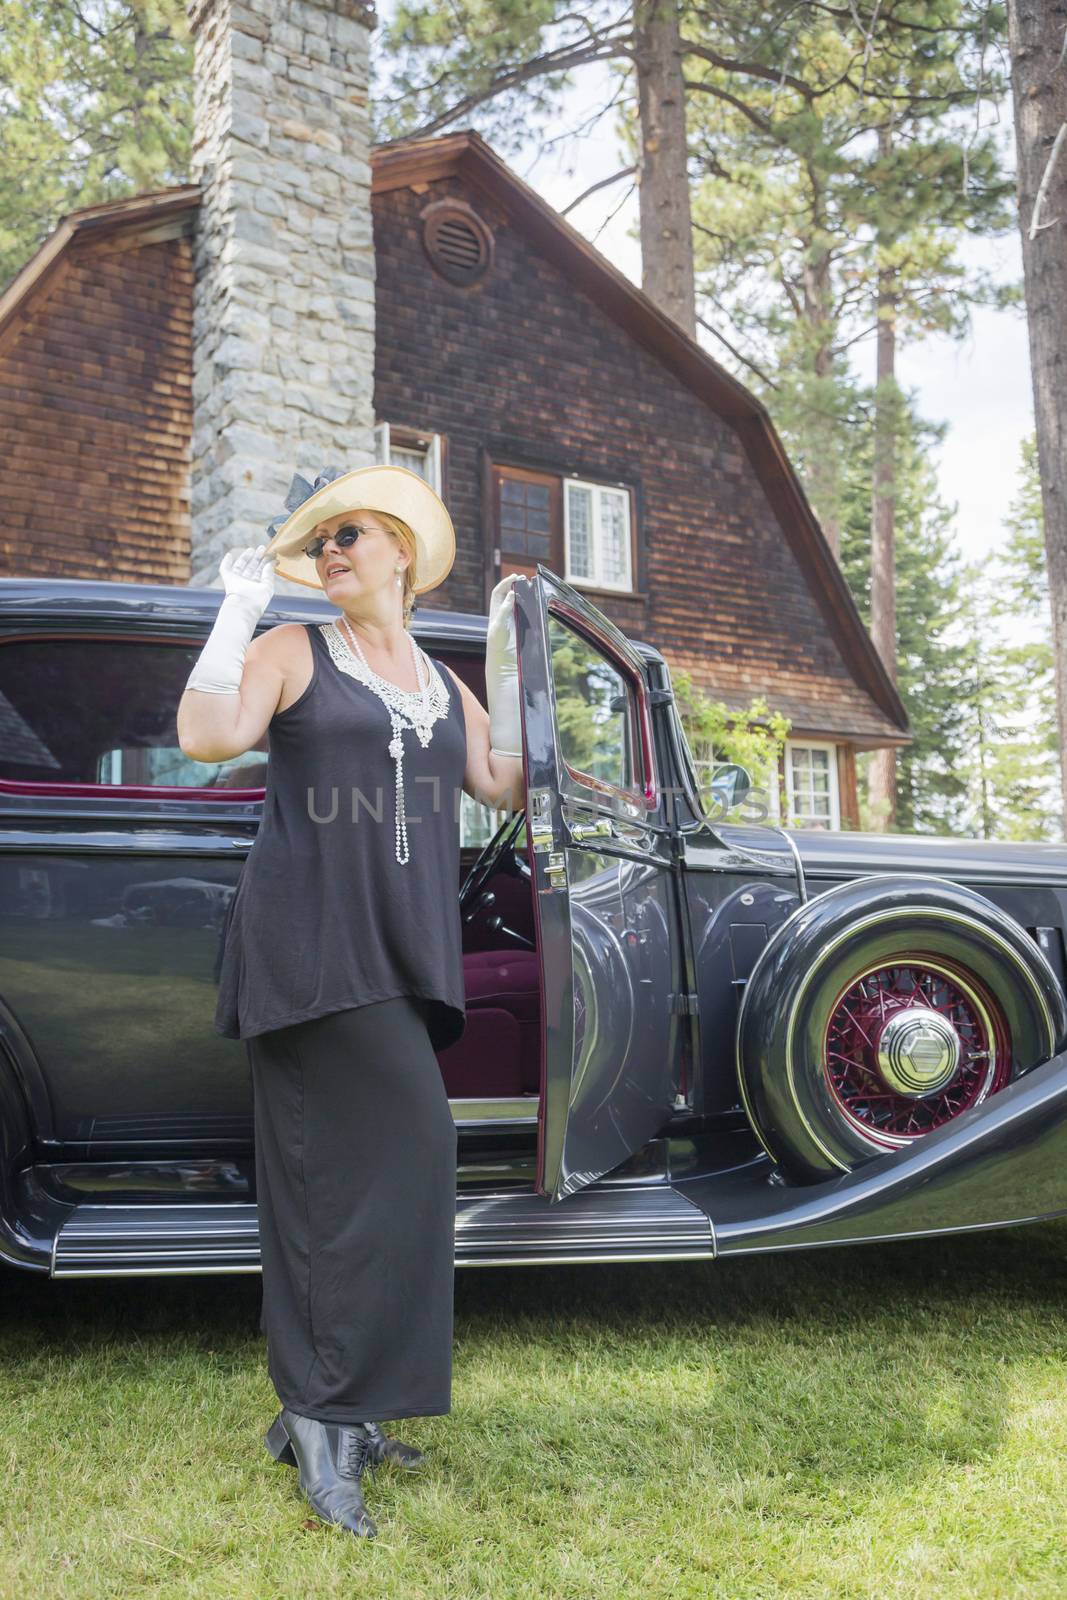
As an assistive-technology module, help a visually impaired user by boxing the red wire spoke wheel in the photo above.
[822,956,1011,1149]
[736,875,1066,1184]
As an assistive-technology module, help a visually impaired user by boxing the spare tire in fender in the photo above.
[736,873,1067,1184]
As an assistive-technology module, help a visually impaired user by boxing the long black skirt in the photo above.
[246,995,458,1425]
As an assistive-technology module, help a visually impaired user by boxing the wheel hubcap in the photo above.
[823,958,1010,1147]
[875,1007,961,1096]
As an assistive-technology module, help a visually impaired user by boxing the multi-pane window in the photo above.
[492,467,562,580]
[500,477,553,561]
[564,479,632,591]
[374,422,442,494]
[493,467,635,592]
[785,741,840,829]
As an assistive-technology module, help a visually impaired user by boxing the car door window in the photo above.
[548,614,640,798]
[0,637,267,792]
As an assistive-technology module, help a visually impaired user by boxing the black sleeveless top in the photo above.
[213,621,468,1051]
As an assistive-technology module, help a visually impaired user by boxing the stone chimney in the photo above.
[186,0,376,592]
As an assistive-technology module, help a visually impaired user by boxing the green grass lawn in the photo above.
[3,1219,1067,1599]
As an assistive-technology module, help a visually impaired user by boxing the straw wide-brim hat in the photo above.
[262,463,456,594]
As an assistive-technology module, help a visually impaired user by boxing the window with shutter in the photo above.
[374,422,443,495]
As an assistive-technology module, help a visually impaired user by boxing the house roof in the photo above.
[0,130,908,737]
[0,185,200,357]
[373,130,906,737]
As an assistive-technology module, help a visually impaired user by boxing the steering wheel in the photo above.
[459,808,531,925]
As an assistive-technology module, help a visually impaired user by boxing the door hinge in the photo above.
[568,816,615,842]
[669,992,700,1015]
[529,787,555,853]
[545,851,568,891]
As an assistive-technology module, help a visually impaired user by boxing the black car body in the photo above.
[2,568,1067,1277]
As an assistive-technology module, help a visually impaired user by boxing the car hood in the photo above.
[786,827,1067,889]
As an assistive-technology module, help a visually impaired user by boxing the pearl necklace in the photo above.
[328,615,450,865]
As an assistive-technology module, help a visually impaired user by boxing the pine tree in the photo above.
[840,404,972,834]
[684,3,1013,559]
[967,436,1061,841]
[0,0,192,289]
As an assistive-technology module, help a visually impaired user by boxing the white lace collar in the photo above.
[317,621,451,718]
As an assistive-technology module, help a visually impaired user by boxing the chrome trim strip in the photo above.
[721,1212,1067,1257]
[455,1250,716,1267]
[448,1096,538,1124]
[779,828,808,903]
[50,1185,715,1276]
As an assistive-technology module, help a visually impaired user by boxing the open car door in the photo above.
[512,567,687,1202]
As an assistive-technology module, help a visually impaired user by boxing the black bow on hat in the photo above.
[265,464,346,540]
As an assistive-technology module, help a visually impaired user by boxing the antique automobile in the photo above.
[2,567,1067,1278]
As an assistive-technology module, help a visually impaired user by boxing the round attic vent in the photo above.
[421,203,493,286]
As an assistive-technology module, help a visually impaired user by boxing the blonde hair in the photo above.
[368,508,419,627]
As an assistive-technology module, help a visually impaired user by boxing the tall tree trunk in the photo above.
[633,0,696,338]
[1008,0,1067,834]
[974,633,995,838]
[799,175,842,556]
[868,125,900,830]
[806,284,843,557]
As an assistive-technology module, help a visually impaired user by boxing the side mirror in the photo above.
[707,762,752,813]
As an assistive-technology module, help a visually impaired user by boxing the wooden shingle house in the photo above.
[0,0,907,830]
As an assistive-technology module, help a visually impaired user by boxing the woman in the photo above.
[176,464,524,1539]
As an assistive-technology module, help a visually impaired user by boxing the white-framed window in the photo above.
[374,422,442,495]
[563,477,633,592]
[784,740,840,830]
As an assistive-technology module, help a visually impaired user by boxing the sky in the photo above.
[372,18,1035,568]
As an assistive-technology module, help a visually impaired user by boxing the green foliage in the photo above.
[679,4,1021,838]
[682,1,1015,545]
[373,0,612,157]
[547,617,641,785]
[1001,434,1053,615]
[0,0,192,289]
[544,620,793,821]
[842,423,1061,841]
[953,438,1061,841]
[840,404,974,834]
[671,667,791,823]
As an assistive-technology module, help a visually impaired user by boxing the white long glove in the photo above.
[186,544,277,694]
[485,573,522,758]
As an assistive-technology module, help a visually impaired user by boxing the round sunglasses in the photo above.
[302,522,373,561]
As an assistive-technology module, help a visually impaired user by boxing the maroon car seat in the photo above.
[435,949,541,1098]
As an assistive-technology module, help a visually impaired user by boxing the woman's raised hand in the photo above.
[219,544,277,620]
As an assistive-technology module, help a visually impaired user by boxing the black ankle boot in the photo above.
[362,1419,425,1470]
[265,1409,376,1538]
[266,1411,425,1471]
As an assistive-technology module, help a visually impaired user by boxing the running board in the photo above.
[50,1184,714,1277]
